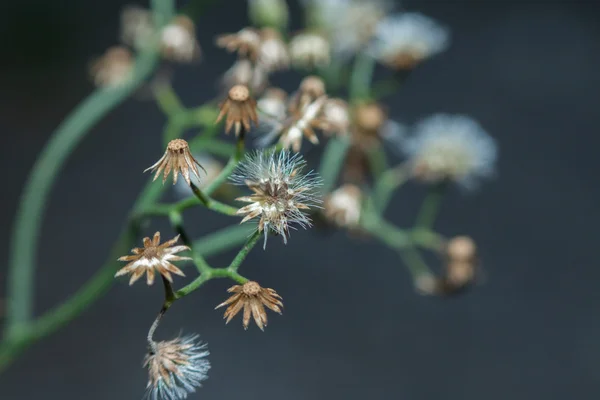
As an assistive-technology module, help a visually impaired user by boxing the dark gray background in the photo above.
[1,0,599,399]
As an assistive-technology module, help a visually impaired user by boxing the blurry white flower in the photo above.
[121,6,155,51]
[289,32,330,69]
[230,150,322,247]
[173,153,223,199]
[403,114,497,188]
[258,28,290,72]
[324,184,362,228]
[288,75,326,113]
[370,12,449,69]
[248,0,289,31]
[302,0,391,58]
[223,59,269,94]
[320,98,350,137]
[144,334,210,400]
[90,46,133,88]
[257,88,288,120]
[160,15,201,63]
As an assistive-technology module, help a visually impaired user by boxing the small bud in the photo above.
[446,236,477,263]
[248,0,289,31]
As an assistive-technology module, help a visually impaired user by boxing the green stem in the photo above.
[193,224,254,257]
[189,183,239,216]
[318,137,351,194]
[228,231,261,271]
[4,49,161,338]
[168,210,210,272]
[415,182,447,230]
[154,83,184,117]
[349,52,376,102]
[398,247,435,286]
[373,163,409,213]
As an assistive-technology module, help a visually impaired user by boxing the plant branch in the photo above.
[415,182,447,230]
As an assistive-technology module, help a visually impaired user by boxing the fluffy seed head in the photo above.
[216,28,261,60]
[222,59,269,94]
[258,28,290,71]
[144,334,210,400]
[324,184,362,228]
[320,98,350,136]
[257,87,288,120]
[370,12,449,69]
[230,150,322,247]
[160,15,201,63]
[403,114,498,189]
[215,281,283,331]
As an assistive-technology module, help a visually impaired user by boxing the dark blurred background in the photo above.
[1,0,600,398]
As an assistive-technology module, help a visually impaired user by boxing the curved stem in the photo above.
[415,182,447,230]
[318,137,350,194]
[4,50,161,338]
[349,52,377,102]
[228,230,261,272]
[373,163,409,213]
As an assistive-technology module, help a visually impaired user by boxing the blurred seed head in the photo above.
[216,85,259,136]
[319,98,350,137]
[144,334,210,400]
[144,139,206,185]
[222,59,269,94]
[230,150,322,247]
[160,15,201,63]
[403,114,497,189]
[121,6,154,51]
[90,46,133,88]
[324,184,363,228]
[257,28,290,72]
[216,27,262,61]
[257,87,288,120]
[289,31,331,69]
[115,232,191,286]
[215,281,283,331]
[370,13,449,70]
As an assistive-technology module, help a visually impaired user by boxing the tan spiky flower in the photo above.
[216,85,258,136]
[215,281,283,331]
[89,46,133,88]
[144,334,210,399]
[144,139,205,185]
[216,28,261,60]
[115,232,191,286]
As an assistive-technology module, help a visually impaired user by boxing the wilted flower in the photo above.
[90,46,133,88]
[144,334,210,400]
[115,232,190,285]
[230,150,322,247]
[160,15,201,63]
[302,0,391,58]
[216,28,261,61]
[215,281,283,331]
[248,0,289,31]
[257,28,289,72]
[324,184,362,228]
[173,153,223,198]
[403,114,497,188]
[222,59,269,94]
[145,139,205,185]
[257,87,288,119]
[216,85,259,136]
[370,13,449,70]
[289,31,330,69]
[120,6,154,51]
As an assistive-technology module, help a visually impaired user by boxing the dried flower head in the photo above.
[370,13,449,70]
[215,281,283,331]
[216,85,259,136]
[288,75,326,113]
[120,6,154,51]
[446,236,477,263]
[230,150,322,247]
[90,46,133,88]
[258,28,290,71]
[216,28,261,60]
[144,334,210,400]
[257,87,288,120]
[289,31,331,69]
[144,139,206,185]
[403,114,497,189]
[160,15,201,63]
[115,232,190,286]
[324,184,363,228]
